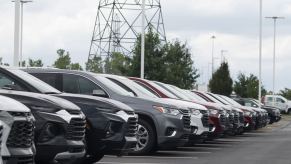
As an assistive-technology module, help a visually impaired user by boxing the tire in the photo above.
[287,109,291,115]
[73,153,104,164]
[131,119,156,155]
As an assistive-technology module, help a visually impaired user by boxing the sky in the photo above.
[0,0,291,92]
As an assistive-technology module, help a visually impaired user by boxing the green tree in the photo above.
[130,27,199,88]
[105,52,131,75]
[130,26,165,80]
[234,73,267,98]
[53,49,71,69]
[209,62,233,96]
[70,63,83,70]
[163,41,199,89]
[28,58,43,67]
[86,56,103,73]
[279,88,291,100]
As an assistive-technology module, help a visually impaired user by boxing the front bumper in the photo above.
[33,110,86,162]
[156,113,191,149]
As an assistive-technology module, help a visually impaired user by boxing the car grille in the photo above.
[125,111,135,115]
[66,117,86,141]
[126,116,138,137]
[7,121,34,148]
[239,112,244,123]
[234,113,239,123]
[3,156,34,164]
[228,113,234,124]
[200,110,209,127]
[8,112,31,117]
[219,114,226,126]
[180,109,191,129]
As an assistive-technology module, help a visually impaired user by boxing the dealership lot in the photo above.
[99,116,291,164]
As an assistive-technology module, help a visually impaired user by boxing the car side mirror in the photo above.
[2,83,18,90]
[92,89,107,97]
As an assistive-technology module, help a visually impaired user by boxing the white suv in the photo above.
[263,95,291,114]
[0,95,35,163]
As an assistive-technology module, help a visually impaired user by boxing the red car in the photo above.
[129,77,227,137]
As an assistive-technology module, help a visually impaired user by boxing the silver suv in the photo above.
[0,95,35,164]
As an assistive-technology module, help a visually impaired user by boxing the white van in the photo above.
[263,95,291,114]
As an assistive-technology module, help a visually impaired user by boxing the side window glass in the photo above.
[267,97,273,102]
[63,74,80,93]
[276,98,285,103]
[33,73,57,88]
[0,72,26,91]
[78,77,102,95]
[135,81,160,97]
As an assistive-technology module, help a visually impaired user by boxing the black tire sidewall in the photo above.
[132,119,156,155]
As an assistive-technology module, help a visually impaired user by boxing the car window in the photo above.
[33,73,58,88]
[267,97,273,102]
[78,77,102,95]
[63,74,80,93]
[276,98,285,103]
[0,72,26,91]
[135,81,160,97]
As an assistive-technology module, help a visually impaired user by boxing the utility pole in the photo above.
[14,0,21,67]
[13,0,32,67]
[265,16,284,104]
[258,0,262,109]
[19,0,33,67]
[211,36,216,77]
[141,0,145,79]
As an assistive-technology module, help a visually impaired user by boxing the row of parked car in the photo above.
[0,66,281,164]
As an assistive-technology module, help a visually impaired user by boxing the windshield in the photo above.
[93,75,135,97]
[206,93,229,105]
[146,80,179,99]
[9,69,61,94]
[108,77,159,98]
[154,82,192,101]
[183,90,208,102]
[220,95,242,107]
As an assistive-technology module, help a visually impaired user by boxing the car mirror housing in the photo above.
[92,89,107,97]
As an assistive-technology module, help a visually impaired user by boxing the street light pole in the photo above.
[265,16,284,101]
[14,0,21,67]
[211,35,216,77]
[19,0,33,67]
[140,0,145,79]
[258,0,262,109]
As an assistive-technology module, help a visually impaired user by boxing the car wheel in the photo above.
[132,119,156,155]
[287,109,291,115]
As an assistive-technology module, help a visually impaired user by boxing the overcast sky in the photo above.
[0,0,291,92]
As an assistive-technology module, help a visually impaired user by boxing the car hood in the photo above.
[0,95,30,112]
[55,93,134,112]
[0,90,80,112]
[161,98,207,111]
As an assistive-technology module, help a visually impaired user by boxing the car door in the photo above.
[275,97,287,111]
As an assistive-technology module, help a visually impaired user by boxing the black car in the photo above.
[23,68,191,155]
[0,90,86,164]
[0,66,137,163]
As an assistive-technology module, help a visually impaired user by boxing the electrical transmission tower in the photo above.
[88,0,166,62]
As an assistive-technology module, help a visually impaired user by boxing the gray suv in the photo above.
[24,68,192,155]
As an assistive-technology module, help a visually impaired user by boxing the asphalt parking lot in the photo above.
[98,115,291,164]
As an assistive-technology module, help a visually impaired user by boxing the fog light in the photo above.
[165,127,175,136]
[39,123,59,142]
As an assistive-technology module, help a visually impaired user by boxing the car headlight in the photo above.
[209,109,218,115]
[30,106,60,113]
[189,109,201,115]
[153,106,180,116]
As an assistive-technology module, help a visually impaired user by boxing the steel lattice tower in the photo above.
[88,0,166,62]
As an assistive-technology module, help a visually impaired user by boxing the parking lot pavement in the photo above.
[98,116,291,164]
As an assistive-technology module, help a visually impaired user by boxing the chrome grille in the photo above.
[66,117,86,141]
[126,116,138,137]
[180,109,191,129]
[7,121,34,148]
